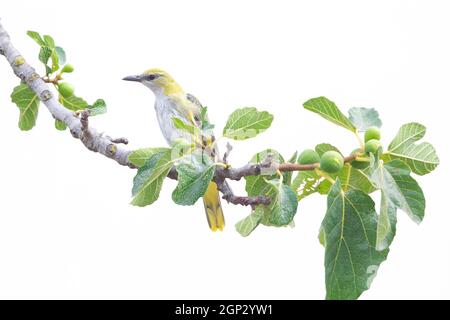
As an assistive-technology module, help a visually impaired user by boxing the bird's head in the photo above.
[123,68,183,96]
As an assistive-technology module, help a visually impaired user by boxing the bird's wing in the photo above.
[186,93,204,124]
[186,93,203,108]
[186,93,220,160]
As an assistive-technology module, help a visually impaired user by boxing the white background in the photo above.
[0,0,449,299]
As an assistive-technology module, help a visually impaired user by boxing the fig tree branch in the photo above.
[215,154,357,181]
[214,177,271,207]
[0,19,133,168]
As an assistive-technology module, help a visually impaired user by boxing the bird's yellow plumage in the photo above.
[143,68,183,95]
[203,181,225,231]
[123,68,225,232]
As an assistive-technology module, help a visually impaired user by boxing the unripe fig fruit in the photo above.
[364,126,381,142]
[350,148,370,170]
[58,82,74,98]
[298,149,320,165]
[365,139,382,154]
[61,64,74,73]
[320,151,344,173]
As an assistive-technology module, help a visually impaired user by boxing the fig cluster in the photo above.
[364,127,382,154]
[297,126,382,175]
[298,149,344,174]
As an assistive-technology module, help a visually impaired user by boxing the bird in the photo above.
[123,68,225,231]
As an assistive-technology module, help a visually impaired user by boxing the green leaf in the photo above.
[55,119,67,131]
[223,107,274,140]
[10,84,40,131]
[385,122,439,175]
[245,149,284,200]
[172,117,199,136]
[55,46,66,65]
[200,106,208,121]
[131,149,173,207]
[245,149,284,191]
[376,191,398,251]
[59,95,88,111]
[172,151,215,205]
[43,35,55,48]
[340,165,375,193]
[315,143,341,157]
[198,106,215,132]
[88,99,107,116]
[38,46,52,65]
[370,159,425,225]
[27,30,45,46]
[44,65,52,75]
[292,171,321,200]
[50,49,59,72]
[318,164,375,195]
[40,35,58,71]
[27,31,60,74]
[348,107,382,132]
[264,180,298,226]
[244,150,297,227]
[245,176,269,201]
[128,147,170,167]
[321,180,388,300]
[235,207,263,237]
[303,97,356,132]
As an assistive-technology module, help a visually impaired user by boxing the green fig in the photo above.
[365,139,382,154]
[320,151,344,173]
[58,82,74,98]
[364,126,381,142]
[61,64,74,73]
[298,149,320,165]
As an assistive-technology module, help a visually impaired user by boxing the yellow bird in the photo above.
[123,69,225,231]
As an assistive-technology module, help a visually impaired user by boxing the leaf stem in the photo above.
[277,169,284,187]
[355,132,365,151]
[314,168,336,184]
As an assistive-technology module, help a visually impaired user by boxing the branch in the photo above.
[222,142,232,164]
[216,154,357,181]
[214,177,271,208]
[0,19,133,168]
[278,154,357,172]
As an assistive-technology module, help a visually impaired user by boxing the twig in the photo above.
[214,177,271,208]
[110,137,129,145]
[80,109,90,135]
[222,142,233,164]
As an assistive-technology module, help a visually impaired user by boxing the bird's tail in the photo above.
[203,182,225,232]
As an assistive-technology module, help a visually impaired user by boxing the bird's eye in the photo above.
[145,74,158,81]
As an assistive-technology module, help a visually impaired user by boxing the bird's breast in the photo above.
[154,97,192,145]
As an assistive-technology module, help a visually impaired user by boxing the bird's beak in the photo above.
[122,75,141,82]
